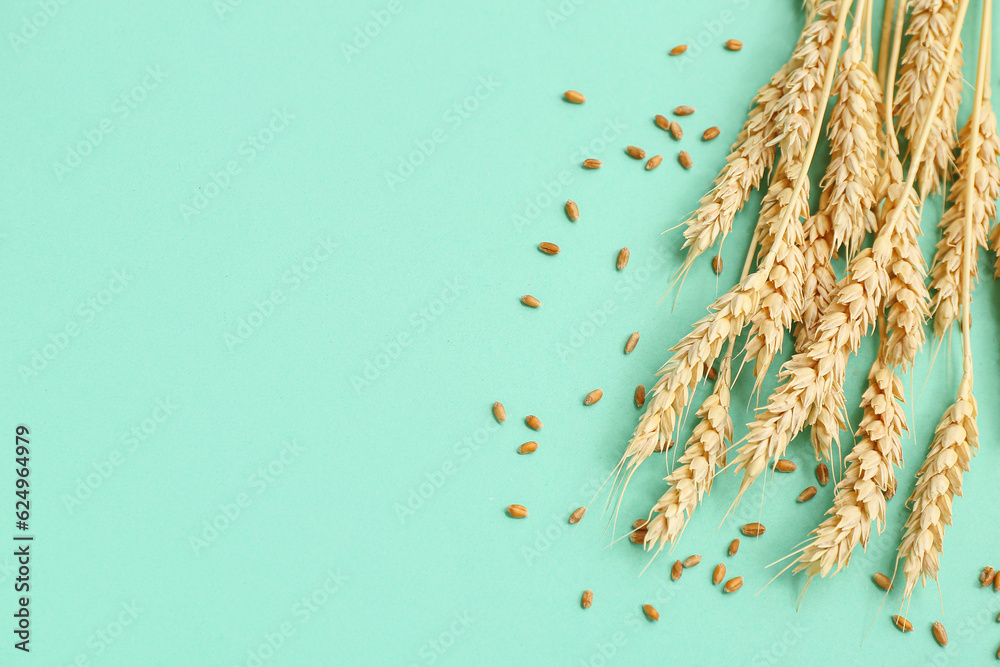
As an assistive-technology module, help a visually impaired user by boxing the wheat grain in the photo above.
[932,100,1000,335]
[898,377,978,601]
[895,0,964,196]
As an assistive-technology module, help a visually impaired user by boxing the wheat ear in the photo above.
[741,161,808,383]
[794,322,907,579]
[821,13,881,259]
[644,340,734,551]
[931,99,1000,335]
[677,66,788,274]
[897,377,978,600]
[895,0,964,196]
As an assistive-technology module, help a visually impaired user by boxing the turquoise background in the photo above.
[3,0,1000,664]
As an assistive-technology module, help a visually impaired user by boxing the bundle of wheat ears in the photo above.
[613,0,998,612]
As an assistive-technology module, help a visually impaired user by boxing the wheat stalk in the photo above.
[895,0,964,196]
[821,15,882,259]
[794,324,907,578]
[897,0,987,606]
[930,99,999,336]
[643,340,734,551]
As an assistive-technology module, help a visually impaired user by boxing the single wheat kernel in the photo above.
[995,573,1000,592]
[729,539,740,556]
[630,529,647,544]
[712,255,723,274]
[683,555,702,568]
[775,459,797,473]
[517,441,538,454]
[725,39,743,51]
[981,567,996,587]
[706,365,718,381]
[539,242,560,255]
[634,384,646,408]
[713,564,726,584]
[493,401,506,423]
[625,331,640,354]
[873,573,893,590]
[724,576,743,593]
[626,145,646,160]
[507,504,528,518]
[655,114,671,131]
[669,44,687,55]
[565,200,580,221]
[671,560,683,580]
[674,105,695,116]
[669,121,683,140]
[581,590,593,608]
[816,463,830,486]
[632,519,649,530]
[797,486,817,502]
[584,389,603,405]
[526,415,542,430]
[583,158,602,169]
[933,621,948,646]
[702,126,720,141]
[893,615,913,632]
[645,155,663,170]
[678,151,693,169]
[617,247,630,270]
[643,604,659,621]
[742,523,765,537]
[570,507,586,524]
[521,295,540,308]
[564,90,586,104]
